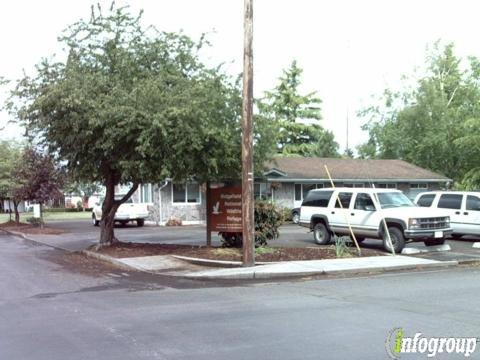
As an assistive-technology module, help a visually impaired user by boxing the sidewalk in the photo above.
[116,254,457,279]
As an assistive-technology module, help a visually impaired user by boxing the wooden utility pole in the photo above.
[205,181,212,247]
[241,0,254,267]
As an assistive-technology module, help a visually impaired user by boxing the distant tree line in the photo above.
[0,142,63,224]
[358,41,480,188]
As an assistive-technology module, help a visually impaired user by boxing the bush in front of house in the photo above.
[280,207,293,223]
[26,217,43,227]
[220,201,283,247]
[43,207,83,213]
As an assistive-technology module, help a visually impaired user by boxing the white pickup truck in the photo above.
[92,196,149,227]
[299,187,452,252]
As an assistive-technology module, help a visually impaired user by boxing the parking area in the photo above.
[40,219,480,262]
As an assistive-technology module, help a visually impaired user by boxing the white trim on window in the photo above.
[344,183,365,188]
[410,183,428,189]
[376,183,397,189]
[171,182,202,205]
[140,183,154,204]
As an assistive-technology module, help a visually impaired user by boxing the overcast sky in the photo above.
[1,0,480,151]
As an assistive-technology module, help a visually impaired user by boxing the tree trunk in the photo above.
[99,173,138,247]
[13,200,20,225]
[39,203,44,229]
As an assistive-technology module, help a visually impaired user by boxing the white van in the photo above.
[414,191,480,237]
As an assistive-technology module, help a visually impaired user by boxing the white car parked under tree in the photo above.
[92,195,149,227]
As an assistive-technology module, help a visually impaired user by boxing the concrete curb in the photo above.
[81,250,138,271]
[0,228,69,252]
[184,260,460,280]
[171,255,278,268]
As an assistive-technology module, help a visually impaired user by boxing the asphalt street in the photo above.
[1,232,480,359]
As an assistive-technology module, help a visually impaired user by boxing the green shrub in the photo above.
[255,246,276,255]
[220,201,283,247]
[333,236,352,258]
[26,217,43,227]
[44,207,82,213]
[280,207,293,223]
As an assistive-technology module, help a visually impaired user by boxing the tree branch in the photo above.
[114,182,139,205]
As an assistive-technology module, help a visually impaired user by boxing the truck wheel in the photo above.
[92,214,99,227]
[137,219,145,227]
[424,239,445,246]
[383,226,405,253]
[313,223,331,245]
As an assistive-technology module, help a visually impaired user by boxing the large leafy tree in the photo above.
[0,141,21,220]
[259,60,339,157]
[7,5,248,245]
[359,42,480,185]
[12,148,64,224]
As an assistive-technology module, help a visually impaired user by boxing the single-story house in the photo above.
[2,200,28,213]
[128,157,452,225]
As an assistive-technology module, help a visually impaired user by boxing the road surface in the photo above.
[1,232,480,359]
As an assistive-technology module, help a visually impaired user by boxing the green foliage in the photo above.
[5,4,273,244]
[258,61,339,157]
[220,201,283,248]
[254,201,283,246]
[359,42,480,185]
[0,141,22,202]
[333,236,352,258]
[65,181,102,197]
[279,207,293,222]
[8,6,243,187]
[255,246,276,256]
[12,148,64,204]
[43,207,84,213]
[26,217,43,227]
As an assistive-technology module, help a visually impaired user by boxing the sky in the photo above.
[1,0,480,152]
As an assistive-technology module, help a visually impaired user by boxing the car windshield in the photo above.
[376,192,415,209]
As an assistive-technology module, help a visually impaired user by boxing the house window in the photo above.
[140,184,153,203]
[410,183,427,189]
[294,183,324,202]
[254,182,268,200]
[344,183,365,188]
[172,182,201,204]
[377,183,397,189]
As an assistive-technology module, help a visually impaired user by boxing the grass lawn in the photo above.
[0,211,92,223]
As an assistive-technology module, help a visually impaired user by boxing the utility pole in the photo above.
[241,0,254,267]
[346,108,349,155]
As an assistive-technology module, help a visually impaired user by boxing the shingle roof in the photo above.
[265,157,451,182]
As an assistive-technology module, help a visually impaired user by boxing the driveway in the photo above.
[30,220,480,263]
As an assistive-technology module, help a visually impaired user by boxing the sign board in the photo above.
[33,204,41,219]
[208,185,242,233]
